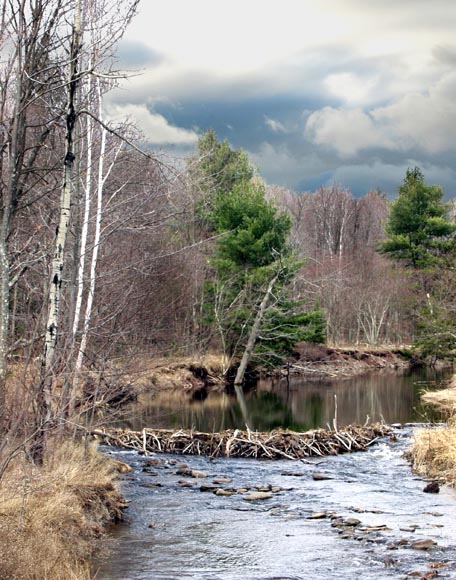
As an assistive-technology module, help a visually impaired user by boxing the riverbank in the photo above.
[0,438,129,580]
[115,347,412,403]
[285,344,411,378]
[408,373,456,487]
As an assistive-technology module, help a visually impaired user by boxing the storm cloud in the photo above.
[109,1,456,198]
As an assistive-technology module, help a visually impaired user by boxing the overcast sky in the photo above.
[107,0,456,197]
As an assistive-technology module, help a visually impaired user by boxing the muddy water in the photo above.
[96,429,456,580]
[95,369,456,579]
[115,367,450,433]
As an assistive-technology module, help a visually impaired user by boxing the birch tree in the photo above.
[0,0,72,430]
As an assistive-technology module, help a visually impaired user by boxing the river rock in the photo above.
[191,470,208,478]
[176,468,208,478]
[343,518,361,527]
[112,460,133,474]
[410,539,437,550]
[144,458,161,467]
[306,512,328,519]
[178,480,194,487]
[200,485,218,492]
[255,485,272,492]
[243,491,273,501]
[215,488,235,496]
[312,472,333,481]
[364,524,390,532]
[213,478,232,484]
[423,481,440,493]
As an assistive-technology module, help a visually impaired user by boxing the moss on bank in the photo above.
[0,439,129,580]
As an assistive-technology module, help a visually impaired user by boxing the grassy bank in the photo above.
[0,438,128,580]
[408,373,456,486]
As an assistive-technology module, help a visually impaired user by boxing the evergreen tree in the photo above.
[196,130,325,369]
[381,167,456,360]
[381,167,455,267]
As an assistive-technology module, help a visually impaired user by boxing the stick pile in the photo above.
[92,424,391,459]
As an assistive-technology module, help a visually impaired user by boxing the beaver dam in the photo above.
[92,424,391,459]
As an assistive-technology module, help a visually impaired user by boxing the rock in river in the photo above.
[243,491,273,501]
[410,539,437,550]
[312,472,333,481]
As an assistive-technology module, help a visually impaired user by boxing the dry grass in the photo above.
[0,438,127,580]
[407,372,456,486]
[408,418,456,486]
[421,375,456,414]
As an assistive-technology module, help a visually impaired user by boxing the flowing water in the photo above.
[95,368,456,580]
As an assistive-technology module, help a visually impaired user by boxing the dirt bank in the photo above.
[116,347,412,403]
[283,344,411,379]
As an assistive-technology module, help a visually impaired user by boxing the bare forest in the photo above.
[2,0,456,459]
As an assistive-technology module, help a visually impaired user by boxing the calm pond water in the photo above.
[113,367,451,432]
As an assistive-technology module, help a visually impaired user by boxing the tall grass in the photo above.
[0,438,126,580]
[409,418,456,486]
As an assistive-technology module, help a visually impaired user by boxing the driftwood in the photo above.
[91,424,391,460]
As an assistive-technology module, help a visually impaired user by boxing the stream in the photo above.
[95,368,456,580]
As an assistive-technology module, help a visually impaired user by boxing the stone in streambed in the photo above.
[215,488,236,496]
[306,512,328,520]
[112,460,133,474]
[177,480,194,487]
[423,481,440,493]
[199,485,218,492]
[213,477,232,484]
[312,472,333,481]
[243,491,273,501]
[344,518,361,527]
[410,539,437,550]
[176,468,208,478]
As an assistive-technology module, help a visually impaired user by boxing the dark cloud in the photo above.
[116,40,163,68]
[110,21,456,198]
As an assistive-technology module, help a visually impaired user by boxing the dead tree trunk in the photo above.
[234,272,279,387]
[233,272,279,427]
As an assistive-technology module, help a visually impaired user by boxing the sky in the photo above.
[107,0,456,197]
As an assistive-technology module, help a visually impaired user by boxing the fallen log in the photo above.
[91,424,392,460]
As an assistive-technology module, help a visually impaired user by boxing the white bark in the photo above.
[234,273,279,386]
[40,1,82,422]
[70,78,121,411]
[72,69,93,338]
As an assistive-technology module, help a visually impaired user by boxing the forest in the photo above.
[2,1,456,578]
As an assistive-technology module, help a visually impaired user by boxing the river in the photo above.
[95,368,456,580]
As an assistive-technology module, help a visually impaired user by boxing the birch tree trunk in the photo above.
[35,2,82,456]
[70,78,122,413]
[72,63,93,339]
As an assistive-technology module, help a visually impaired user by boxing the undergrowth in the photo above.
[0,438,127,580]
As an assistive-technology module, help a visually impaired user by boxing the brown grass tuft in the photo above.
[408,418,456,486]
[0,439,126,580]
[421,385,456,415]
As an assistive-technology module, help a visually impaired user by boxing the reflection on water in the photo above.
[115,367,452,432]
